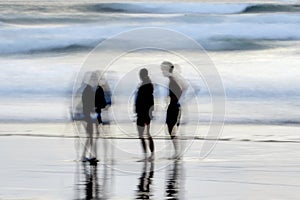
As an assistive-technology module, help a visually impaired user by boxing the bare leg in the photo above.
[146,125,154,160]
[81,138,88,160]
[93,131,98,159]
[138,125,147,159]
[168,124,178,158]
[88,131,93,158]
[86,119,94,159]
[99,124,109,161]
[94,121,104,160]
[82,120,93,161]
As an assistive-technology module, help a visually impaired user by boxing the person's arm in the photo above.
[134,88,139,114]
[149,84,154,119]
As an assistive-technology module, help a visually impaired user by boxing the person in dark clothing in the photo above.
[95,84,107,125]
[81,72,97,163]
[135,68,155,161]
[95,70,112,125]
[161,61,183,159]
[81,71,107,165]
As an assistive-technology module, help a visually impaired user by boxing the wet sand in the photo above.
[1,124,300,199]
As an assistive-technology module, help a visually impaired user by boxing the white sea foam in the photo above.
[0,2,299,125]
[1,15,300,54]
[0,2,299,54]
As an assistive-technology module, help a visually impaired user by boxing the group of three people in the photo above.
[81,61,184,163]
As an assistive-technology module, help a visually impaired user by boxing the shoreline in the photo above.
[1,122,299,143]
[1,134,300,144]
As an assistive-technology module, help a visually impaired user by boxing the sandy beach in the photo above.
[1,123,300,199]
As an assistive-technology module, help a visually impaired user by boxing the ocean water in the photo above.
[0,0,299,127]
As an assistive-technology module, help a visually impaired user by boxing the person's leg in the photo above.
[82,119,93,161]
[169,104,181,159]
[175,107,182,157]
[97,113,102,127]
[166,105,178,156]
[81,138,89,161]
[166,104,178,139]
[88,129,93,159]
[138,124,147,158]
[89,123,99,165]
[146,124,154,160]
[167,123,178,154]
[167,123,176,139]
[93,124,99,160]
[93,113,102,160]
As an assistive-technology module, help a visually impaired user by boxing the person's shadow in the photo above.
[165,160,185,200]
[136,160,155,199]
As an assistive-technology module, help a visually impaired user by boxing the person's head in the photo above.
[89,72,98,87]
[160,61,174,77]
[139,68,149,82]
[95,70,106,86]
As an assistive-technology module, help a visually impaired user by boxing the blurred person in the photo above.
[160,61,187,159]
[135,68,155,161]
[81,71,106,165]
[95,70,114,163]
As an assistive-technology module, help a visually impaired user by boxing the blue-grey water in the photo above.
[0,1,299,126]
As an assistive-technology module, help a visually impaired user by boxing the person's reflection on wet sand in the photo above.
[165,160,185,200]
[74,135,115,200]
[83,163,99,200]
[136,160,155,199]
[75,161,113,200]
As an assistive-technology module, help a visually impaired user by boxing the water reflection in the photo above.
[83,163,99,199]
[74,134,114,200]
[74,153,186,199]
[75,161,114,200]
[136,160,155,199]
[165,160,185,200]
